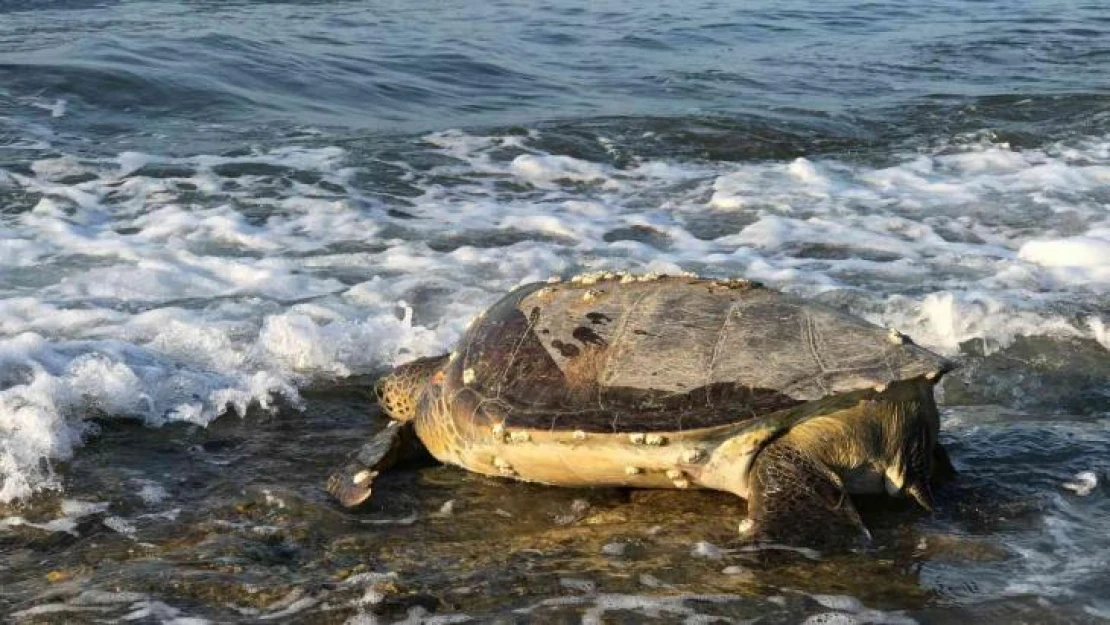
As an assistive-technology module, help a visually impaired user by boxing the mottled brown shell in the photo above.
[441,276,952,434]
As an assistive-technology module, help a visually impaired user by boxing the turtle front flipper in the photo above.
[327,421,411,509]
[933,443,957,483]
[742,437,871,550]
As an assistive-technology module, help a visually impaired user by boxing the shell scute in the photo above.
[449,278,951,434]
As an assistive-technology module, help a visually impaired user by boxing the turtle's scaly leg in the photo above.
[742,435,870,550]
[327,421,412,508]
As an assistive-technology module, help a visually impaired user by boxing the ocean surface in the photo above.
[1,0,1108,622]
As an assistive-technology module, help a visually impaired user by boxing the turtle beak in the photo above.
[904,481,935,513]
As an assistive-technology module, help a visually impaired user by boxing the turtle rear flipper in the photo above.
[742,437,871,551]
[327,421,411,509]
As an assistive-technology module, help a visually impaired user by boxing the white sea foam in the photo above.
[872,290,1100,356]
[259,588,321,620]
[1062,471,1099,497]
[516,592,744,625]
[134,479,169,505]
[102,515,138,538]
[511,591,915,624]
[802,593,917,625]
[510,154,616,189]
[0,499,109,535]
[1019,231,1110,287]
[12,590,209,624]
[1,130,1108,504]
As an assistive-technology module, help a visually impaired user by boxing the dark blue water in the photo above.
[2,0,1108,150]
[1,1,1108,623]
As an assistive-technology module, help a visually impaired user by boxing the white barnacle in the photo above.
[572,430,587,440]
[637,272,661,282]
[547,275,563,284]
[679,271,698,278]
[624,466,643,476]
[581,289,602,302]
[509,431,532,443]
[645,434,667,446]
[925,370,941,381]
[738,519,755,535]
[665,468,684,480]
[619,273,636,284]
[491,423,506,437]
[672,477,690,489]
[682,448,706,463]
[572,271,605,285]
[629,432,646,445]
[353,469,375,485]
[873,382,888,393]
[448,351,458,362]
[492,457,514,473]
[463,368,476,384]
[535,287,554,298]
[887,328,907,345]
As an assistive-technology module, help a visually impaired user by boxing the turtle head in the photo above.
[375,354,449,422]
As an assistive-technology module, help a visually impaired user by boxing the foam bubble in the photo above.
[0,499,109,535]
[872,291,1100,356]
[1062,471,1098,496]
[1021,234,1110,269]
[510,154,615,188]
[1018,231,1110,288]
[801,593,917,625]
[1089,318,1110,350]
[516,592,767,624]
[8,589,202,623]
[259,588,320,620]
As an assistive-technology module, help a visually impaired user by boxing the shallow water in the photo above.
[1,0,1109,623]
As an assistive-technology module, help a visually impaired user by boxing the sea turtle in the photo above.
[327,273,956,547]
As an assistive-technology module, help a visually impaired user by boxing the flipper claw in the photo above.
[905,481,935,513]
[327,462,377,509]
[326,420,410,509]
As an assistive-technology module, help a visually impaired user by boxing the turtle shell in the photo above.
[444,275,952,434]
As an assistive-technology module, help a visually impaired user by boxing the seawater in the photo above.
[1,1,1108,623]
